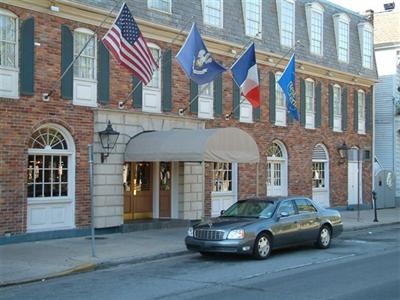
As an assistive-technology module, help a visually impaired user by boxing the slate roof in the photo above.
[77,0,377,80]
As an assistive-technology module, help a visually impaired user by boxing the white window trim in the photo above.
[358,22,373,69]
[73,28,97,107]
[276,0,295,48]
[305,78,315,129]
[142,43,162,113]
[242,0,262,39]
[0,8,19,99]
[275,71,287,127]
[147,0,172,14]
[333,13,350,64]
[202,0,223,28]
[266,140,288,197]
[240,97,254,123]
[198,82,214,119]
[333,84,342,132]
[305,2,324,56]
[312,143,329,192]
[357,89,366,134]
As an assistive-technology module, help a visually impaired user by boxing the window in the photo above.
[333,84,342,131]
[275,72,287,126]
[333,13,350,63]
[305,79,315,129]
[295,199,317,213]
[312,144,328,189]
[277,0,295,47]
[73,28,97,107]
[306,2,324,56]
[243,0,261,38]
[213,162,232,192]
[240,96,253,123]
[198,82,214,119]
[148,0,171,13]
[203,0,223,28]
[143,44,162,113]
[277,200,296,216]
[312,162,325,188]
[358,22,373,69]
[266,141,288,197]
[358,90,366,134]
[0,9,18,98]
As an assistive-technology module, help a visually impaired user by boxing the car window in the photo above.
[277,200,296,216]
[295,199,317,213]
[222,200,276,218]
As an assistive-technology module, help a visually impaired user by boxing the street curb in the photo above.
[1,221,398,288]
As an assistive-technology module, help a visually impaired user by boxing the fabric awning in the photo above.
[125,127,260,163]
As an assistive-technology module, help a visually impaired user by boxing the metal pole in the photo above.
[372,190,378,222]
[88,144,96,257]
[357,150,360,222]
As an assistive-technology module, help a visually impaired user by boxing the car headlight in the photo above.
[187,227,194,237]
[227,229,244,240]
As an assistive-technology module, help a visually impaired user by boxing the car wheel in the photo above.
[316,225,332,249]
[253,233,272,260]
[199,251,214,257]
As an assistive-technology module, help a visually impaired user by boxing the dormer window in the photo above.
[305,2,324,56]
[243,0,262,38]
[277,0,295,48]
[358,22,373,69]
[148,0,171,13]
[333,13,350,63]
[203,0,223,28]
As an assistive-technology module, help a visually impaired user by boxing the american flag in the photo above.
[102,3,158,85]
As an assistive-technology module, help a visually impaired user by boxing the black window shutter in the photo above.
[162,49,172,111]
[300,78,306,126]
[213,74,223,117]
[353,89,358,132]
[232,78,240,119]
[366,92,372,133]
[328,84,334,129]
[97,41,109,104]
[342,87,348,131]
[269,72,276,124]
[132,75,143,108]
[253,69,261,121]
[20,17,35,96]
[315,82,322,128]
[190,80,198,113]
[61,25,73,100]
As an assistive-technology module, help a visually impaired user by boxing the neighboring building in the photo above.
[374,9,400,207]
[0,0,377,238]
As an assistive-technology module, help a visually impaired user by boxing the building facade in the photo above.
[373,9,400,207]
[0,0,376,237]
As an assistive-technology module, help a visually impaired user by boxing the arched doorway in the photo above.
[27,124,75,232]
[312,144,330,207]
[266,141,288,196]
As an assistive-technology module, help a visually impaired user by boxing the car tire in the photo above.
[253,233,272,260]
[199,251,214,257]
[316,225,332,249]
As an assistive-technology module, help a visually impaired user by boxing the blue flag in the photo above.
[176,23,226,85]
[278,53,300,121]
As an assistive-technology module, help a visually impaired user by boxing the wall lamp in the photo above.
[98,121,120,163]
[337,142,349,163]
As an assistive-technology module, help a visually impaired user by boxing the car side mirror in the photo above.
[220,210,225,216]
[279,211,289,219]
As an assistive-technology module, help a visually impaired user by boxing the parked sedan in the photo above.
[185,197,343,259]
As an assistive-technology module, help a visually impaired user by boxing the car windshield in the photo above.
[221,200,276,218]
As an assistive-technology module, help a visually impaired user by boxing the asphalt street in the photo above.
[1,225,399,300]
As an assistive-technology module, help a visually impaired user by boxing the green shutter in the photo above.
[315,82,322,128]
[213,74,223,117]
[300,78,306,126]
[132,75,143,108]
[366,92,372,133]
[353,89,358,131]
[190,80,198,113]
[342,87,348,131]
[232,78,240,119]
[162,49,172,111]
[20,17,35,96]
[61,25,73,100]
[269,72,276,124]
[253,69,261,121]
[328,84,334,129]
[97,41,109,104]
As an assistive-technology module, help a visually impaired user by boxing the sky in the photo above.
[328,0,399,13]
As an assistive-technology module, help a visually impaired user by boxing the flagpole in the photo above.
[117,16,195,109]
[43,1,121,100]
[224,40,302,120]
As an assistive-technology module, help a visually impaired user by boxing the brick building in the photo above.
[0,0,377,237]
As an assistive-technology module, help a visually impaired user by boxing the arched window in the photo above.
[266,141,288,196]
[312,144,330,207]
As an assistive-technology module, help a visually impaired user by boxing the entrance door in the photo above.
[267,162,283,196]
[348,161,362,205]
[159,162,171,218]
[124,162,153,220]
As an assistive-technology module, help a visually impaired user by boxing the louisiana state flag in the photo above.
[230,43,260,108]
[278,53,300,120]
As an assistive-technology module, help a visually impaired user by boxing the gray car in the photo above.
[185,197,343,259]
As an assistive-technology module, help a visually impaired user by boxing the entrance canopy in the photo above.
[125,127,260,163]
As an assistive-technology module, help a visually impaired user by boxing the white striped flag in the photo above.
[102,3,158,85]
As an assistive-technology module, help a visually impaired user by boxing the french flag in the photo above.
[230,43,260,108]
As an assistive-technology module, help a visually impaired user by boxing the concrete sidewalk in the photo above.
[1,207,399,287]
